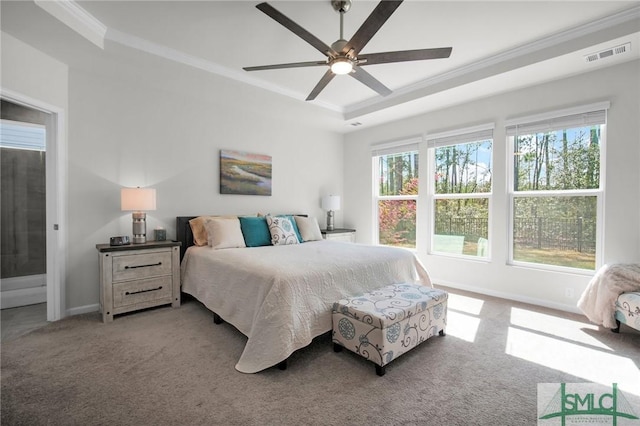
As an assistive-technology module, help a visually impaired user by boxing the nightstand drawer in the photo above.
[112,251,172,281]
[112,276,172,308]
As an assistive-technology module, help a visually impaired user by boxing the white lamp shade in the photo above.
[121,187,156,211]
[322,195,341,211]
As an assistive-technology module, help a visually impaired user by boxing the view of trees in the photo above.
[432,141,491,255]
[375,125,601,269]
[512,125,601,269]
[378,152,418,196]
[435,141,492,195]
[514,126,600,191]
[377,152,418,247]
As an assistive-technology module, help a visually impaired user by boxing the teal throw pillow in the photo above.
[239,216,271,247]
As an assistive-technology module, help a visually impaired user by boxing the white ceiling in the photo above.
[2,1,639,132]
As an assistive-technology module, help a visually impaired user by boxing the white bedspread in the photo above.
[180,240,431,373]
[577,263,640,329]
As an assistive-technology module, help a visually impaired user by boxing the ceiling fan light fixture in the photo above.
[245,1,453,101]
[330,57,353,75]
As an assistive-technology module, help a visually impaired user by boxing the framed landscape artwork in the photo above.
[220,150,272,196]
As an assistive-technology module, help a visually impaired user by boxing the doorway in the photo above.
[1,101,49,337]
[0,91,65,324]
[1,100,48,306]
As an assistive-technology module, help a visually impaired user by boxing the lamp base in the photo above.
[326,210,335,231]
[132,212,147,244]
[132,235,146,244]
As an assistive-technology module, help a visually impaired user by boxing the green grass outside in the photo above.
[513,247,595,270]
[382,238,595,270]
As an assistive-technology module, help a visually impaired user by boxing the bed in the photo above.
[177,216,432,374]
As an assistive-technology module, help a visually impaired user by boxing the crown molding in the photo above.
[35,0,106,49]
[344,4,640,119]
[32,1,639,119]
[31,0,339,110]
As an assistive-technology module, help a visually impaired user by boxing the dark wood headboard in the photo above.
[176,216,198,260]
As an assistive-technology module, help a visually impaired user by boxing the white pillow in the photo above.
[204,217,246,249]
[189,215,237,246]
[295,216,323,241]
[266,215,299,246]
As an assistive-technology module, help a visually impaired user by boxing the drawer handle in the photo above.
[125,286,163,296]
[125,262,162,269]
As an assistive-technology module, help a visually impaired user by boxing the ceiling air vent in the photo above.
[584,42,631,63]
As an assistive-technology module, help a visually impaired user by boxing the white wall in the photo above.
[1,33,69,107]
[344,59,640,312]
[66,56,344,312]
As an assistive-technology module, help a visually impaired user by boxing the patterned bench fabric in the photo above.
[332,284,447,368]
[615,292,640,332]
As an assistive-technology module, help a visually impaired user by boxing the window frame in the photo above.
[426,123,494,259]
[371,136,421,248]
[505,102,608,273]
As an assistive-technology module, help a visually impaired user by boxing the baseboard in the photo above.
[0,274,46,292]
[433,279,583,315]
[1,286,46,309]
[66,303,99,317]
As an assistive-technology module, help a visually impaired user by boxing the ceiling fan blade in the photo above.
[349,67,392,97]
[256,2,335,57]
[359,47,453,66]
[306,70,335,101]
[244,61,327,72]
[342,1,403,55]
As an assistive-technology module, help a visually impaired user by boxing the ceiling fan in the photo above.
[243,0,452,101]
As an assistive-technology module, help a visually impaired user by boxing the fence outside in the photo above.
[434,216,596,253]
[434,217,487,245]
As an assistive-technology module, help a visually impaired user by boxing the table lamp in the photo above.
[322,195,341,231]
[121,187,156,244]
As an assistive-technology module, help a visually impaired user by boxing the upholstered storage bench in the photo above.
[613,292,640,333]
[332,283,447,376]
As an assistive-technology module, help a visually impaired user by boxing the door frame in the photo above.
[1,88,67,321]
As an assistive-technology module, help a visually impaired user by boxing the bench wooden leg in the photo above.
[213,312,223,324]
[375,364,386,377]
[612,319,621,333]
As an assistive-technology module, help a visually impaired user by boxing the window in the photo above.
[0,120,46,151]
[427,125,493,257]
[506,103,607,271]
[372,138,420,248]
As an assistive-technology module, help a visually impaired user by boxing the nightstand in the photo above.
[321,228,356,243]
[96,241,181,323]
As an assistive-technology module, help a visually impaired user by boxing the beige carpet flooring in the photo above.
[2,287,639,425]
